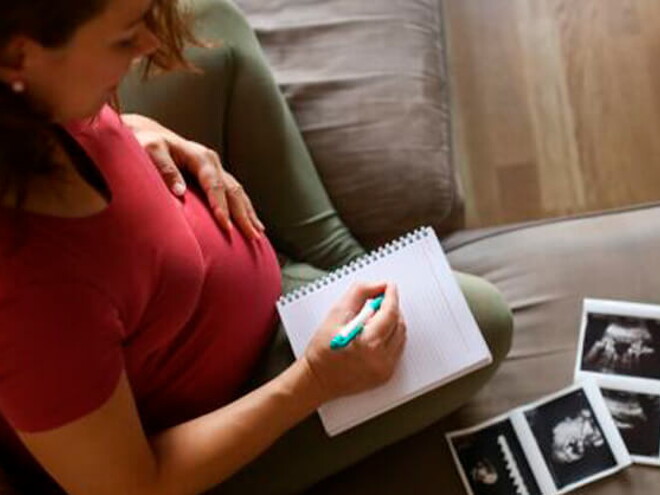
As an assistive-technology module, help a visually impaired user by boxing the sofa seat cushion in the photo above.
[444,205,660,494]
[233,0,463,248]
[312,204,660,493]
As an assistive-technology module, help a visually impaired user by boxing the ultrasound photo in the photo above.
[451,419,541,495]
[601,388,660,458]
[524,389,617,490]
[581,313,660,379]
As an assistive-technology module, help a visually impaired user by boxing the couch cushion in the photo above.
[233,0,463,248]
[311,205,660,493]
[442,205,660,494]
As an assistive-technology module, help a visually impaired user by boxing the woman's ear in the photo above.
[0,36,29,86]
[0,35,44,88]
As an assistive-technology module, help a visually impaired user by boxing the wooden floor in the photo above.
[443,0,660,228]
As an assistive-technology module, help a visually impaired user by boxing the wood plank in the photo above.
[515,0,585,217]
[444,0,538,226]
[550,0,660,207]
[444,0,660,228]
[496,162,543,222]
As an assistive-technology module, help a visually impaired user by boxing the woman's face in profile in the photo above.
[2,0,160,123]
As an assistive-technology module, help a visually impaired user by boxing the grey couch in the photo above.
[227,2,660,494]
[120,0,660,494]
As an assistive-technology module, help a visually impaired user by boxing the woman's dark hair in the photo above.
[0,0,199,210]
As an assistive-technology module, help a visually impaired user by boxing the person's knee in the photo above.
[456,272,513,364]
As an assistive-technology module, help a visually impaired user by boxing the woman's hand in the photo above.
[302,282,407,402]
[121,113,265,240]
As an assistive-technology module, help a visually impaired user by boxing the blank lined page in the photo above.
[276,227,492,436]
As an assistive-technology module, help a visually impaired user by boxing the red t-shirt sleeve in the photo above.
[0,280,125,433]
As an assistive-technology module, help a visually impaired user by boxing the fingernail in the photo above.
[172,183,186,196]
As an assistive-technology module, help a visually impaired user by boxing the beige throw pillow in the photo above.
[234,0,463,247]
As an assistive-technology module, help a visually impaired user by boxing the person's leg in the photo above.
[213,0,366,269]
[212,266,513,495]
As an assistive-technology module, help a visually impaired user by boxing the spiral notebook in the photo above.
[276,226,493,436]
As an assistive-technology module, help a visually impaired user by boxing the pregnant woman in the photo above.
[0,0,512,493]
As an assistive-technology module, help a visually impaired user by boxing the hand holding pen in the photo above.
[330,295,385,349]
[302,281,407,402]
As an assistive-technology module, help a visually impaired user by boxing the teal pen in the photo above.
[330,295,385,349]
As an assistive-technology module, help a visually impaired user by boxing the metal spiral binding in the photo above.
[277,226,432,306]
[497,434,529,495]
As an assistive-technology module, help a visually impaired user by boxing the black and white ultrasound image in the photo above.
[524,389,617,490]
[581,313,660,379]
[601,388,660,457]
[452,419,541,495]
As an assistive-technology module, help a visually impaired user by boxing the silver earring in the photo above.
[11,80,25,93]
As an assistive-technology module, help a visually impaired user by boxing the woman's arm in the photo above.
[21,363,320,495]
[18,282,405,495]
